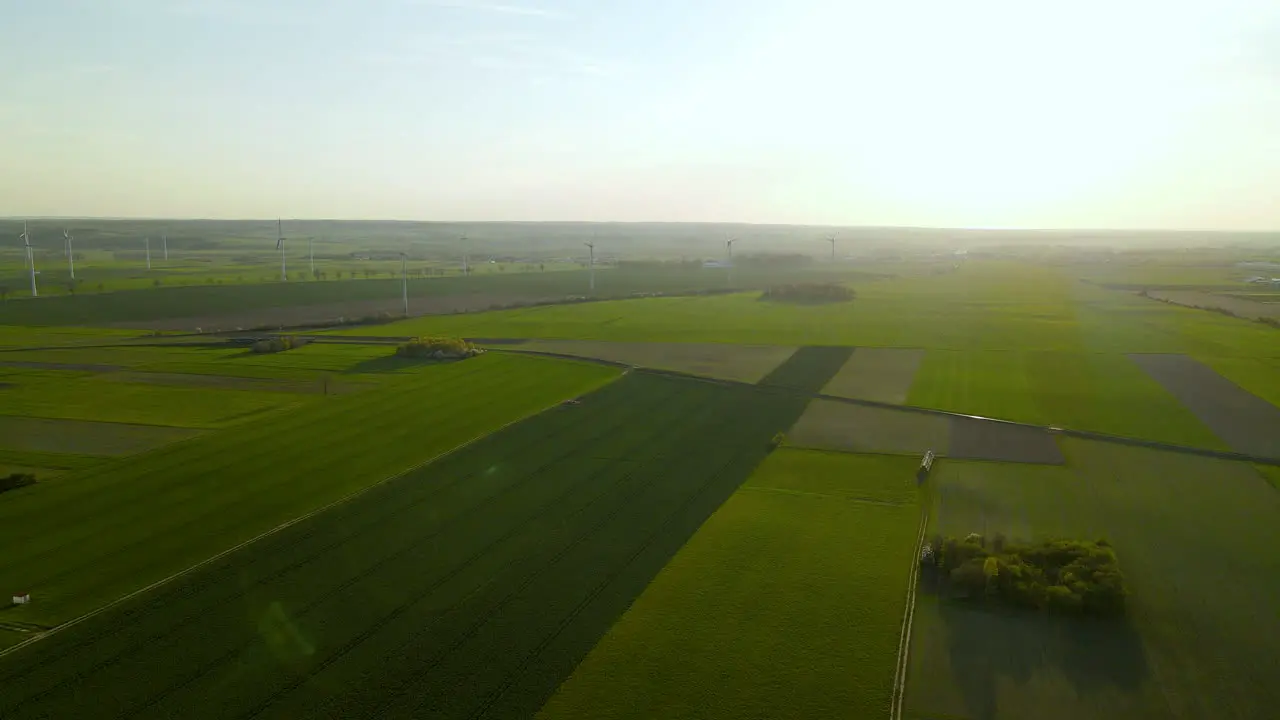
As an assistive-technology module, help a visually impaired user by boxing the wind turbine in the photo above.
[20,222,37,297]
[400,252,409,317]
[276,219,287,282]
[461,232,470,277]
[145,237,151,270]
[64,229,75,281]
[584,240,595,292]
[826,232,838,262]
[163,232,169,261]
[309,237,315,277]
[725,237,736,286]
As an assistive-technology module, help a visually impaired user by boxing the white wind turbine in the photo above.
[276,219,288,281]
[20,222,37,297]
[64,229,75,280]
[584,240,595,292]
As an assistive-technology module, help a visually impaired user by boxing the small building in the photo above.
[12,592,30,605]
[916,450,936,483]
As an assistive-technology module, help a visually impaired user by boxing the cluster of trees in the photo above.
[921,534,1127,616]
[760,282,855,304]
[0,473,36,495]
[396,336,484,360]
[251,336,311,354]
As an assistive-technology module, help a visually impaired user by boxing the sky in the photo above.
[1,0,1277,229]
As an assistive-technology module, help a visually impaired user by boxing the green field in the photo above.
[905,441,1280,720]
[1,237,1278,719]
[0,372,813,719]
[0,353,619,642]
[540,449,922,719]
[906,349,1231,447]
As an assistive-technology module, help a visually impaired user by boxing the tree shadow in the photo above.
[934,599,1149,720]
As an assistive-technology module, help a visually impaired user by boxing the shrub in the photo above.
[0,473,36,495]
[759,282,855,304]
[395,336,483,360]
[251,336,311,354]
[921,534,1127,616]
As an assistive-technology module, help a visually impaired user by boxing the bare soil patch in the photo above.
[787,400,949,455]
[0,416,202,456]
[1129,354,1280,458]
[109,293,557,332]
[822,348,925,404]
[947,417,1065,464]
[522,340,797,383]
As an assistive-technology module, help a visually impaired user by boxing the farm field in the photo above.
[1129,354,1280,457]
[1201,356,1280,408]
[821,347,925,404]
[0,372,297,428]
[906,349,1231,448]
[0,372,814,719]
[539,448,922,720]
[519,339,797,383]
[328,262,1278,353]
[787,400,951,456]
[0,416,202,456]
[0,353,619,646]
[904,440,1280,720]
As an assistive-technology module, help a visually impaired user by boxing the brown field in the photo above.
[948,417,1065,464]
[521,340,797,383]
[0,416,202,456]
[787,400,949,455]
[1129,354,1280,458]
[787,400,1064,464]
[821,348,925,404]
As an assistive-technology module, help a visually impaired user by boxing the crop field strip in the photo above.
[0,373,814,719]
[821,347,925,404]
[1129,353,1280,458]
[539,449,924,719]
[0,354,619,628]
[0,416,204,456]
[519,339,798,383]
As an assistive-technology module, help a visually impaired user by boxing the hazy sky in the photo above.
[2,0,1277,228]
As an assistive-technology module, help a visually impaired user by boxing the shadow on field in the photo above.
[936,601,1148,720]
[342,355,440,374]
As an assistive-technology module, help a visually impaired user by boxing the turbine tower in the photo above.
[826,232,837,262]
[726,237,736,286]
[461,232,470,277]
[20,222,37,297]
[64,229,75,281]
[163,232,169,261]
[400,252,410,317]
[276,219,287,282]
[584,241,595,292]
[309,237,315,277]
[145,237,151,270]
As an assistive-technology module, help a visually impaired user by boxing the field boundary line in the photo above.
[890,493,929,720]
[0,369,626,663]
